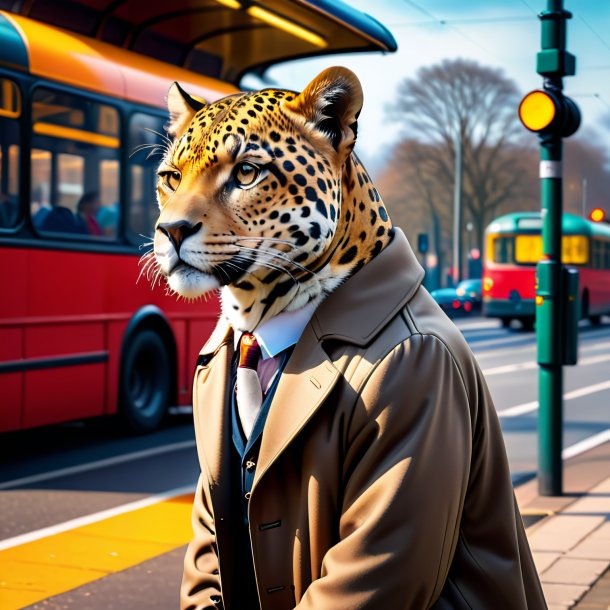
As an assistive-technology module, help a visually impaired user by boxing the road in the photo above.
[459,316,610,485]
[1,315,609,609]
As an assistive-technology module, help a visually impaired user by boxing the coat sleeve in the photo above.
[180,473,223,610]
[296,333,472,609]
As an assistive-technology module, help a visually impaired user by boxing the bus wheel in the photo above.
[521,317,534,331]
[119,330,170,433]
[501,318,511,328]
[589,314,602,326]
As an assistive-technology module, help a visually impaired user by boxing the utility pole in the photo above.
[518,0,581,496]
[453,133,462,286]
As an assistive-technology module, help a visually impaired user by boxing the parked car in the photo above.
[455,278,482,312]
[430,279,482,316]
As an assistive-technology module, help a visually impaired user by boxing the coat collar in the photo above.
[195,228,424,496]
[198,228,423,358]
[311,228,424,344]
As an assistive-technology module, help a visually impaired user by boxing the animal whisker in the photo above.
[236,244,313,277]
[143,127,173,147]
[232,253,299,286]
[129,142,169,159]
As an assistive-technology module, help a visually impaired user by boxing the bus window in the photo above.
[492,236,514,264]
[515,235,542,264]
[128,113,165,242]
[58,153,84,208]
[562,235,589,265]
[31,149,52,227]
[31,89,120,238]
[99,159,119,237]
[0,78,21,229]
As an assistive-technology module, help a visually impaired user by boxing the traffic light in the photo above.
[518,88,580,138]
[589,208,606,223]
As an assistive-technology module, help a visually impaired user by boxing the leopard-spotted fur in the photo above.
[153,67,393,333]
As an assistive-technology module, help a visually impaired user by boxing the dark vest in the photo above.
[229,350,290,610]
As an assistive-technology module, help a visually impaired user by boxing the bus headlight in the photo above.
[483,277,493,292]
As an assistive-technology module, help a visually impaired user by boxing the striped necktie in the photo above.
[236,333,263,439]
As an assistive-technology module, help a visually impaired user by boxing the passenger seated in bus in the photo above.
[97,202,118,237]
[0,192,18,228]
[40,203,86,235]
[31,185,52,228]
[76,192,103,236]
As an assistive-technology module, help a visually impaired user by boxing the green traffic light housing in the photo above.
[518,88,580,138]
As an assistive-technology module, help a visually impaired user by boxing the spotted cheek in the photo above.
[304,207,336,256]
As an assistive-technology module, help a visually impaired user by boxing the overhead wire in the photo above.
[399,0,498,58]
[519,0,538,17]
[578,14,610,56]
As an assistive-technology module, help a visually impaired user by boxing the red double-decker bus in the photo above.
[483,212,610,329]
[0,2,397,432]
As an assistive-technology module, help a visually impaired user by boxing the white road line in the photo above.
[499,400,539,418]
[483,352,610,377]
[475,339,610,361]
[470,330,610,353]
[0,484,196,551]
[456,319,501,331]
[498,380,610,418]
[562,429,610,460]
[0,439,197,490]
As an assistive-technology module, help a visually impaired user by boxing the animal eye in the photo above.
[234,162,260,188]
[158,170,181,192]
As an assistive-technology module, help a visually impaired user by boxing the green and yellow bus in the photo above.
[483,211,610,328]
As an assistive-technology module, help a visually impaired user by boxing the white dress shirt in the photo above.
[234,301,318,393]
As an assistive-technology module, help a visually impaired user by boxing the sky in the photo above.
[248,0,610,174]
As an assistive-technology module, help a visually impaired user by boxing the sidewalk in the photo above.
[516,440,610,609]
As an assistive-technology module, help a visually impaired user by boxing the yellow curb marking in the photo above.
[0,493,194,609]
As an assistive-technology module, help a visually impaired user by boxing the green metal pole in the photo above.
[537,140,563,496]
[535,0,575,496]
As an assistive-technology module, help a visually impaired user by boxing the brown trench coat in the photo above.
[181,229,547,610]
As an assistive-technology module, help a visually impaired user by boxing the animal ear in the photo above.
[167,82,206,137]
[284,67,363,155]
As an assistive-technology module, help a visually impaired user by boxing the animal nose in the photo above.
[158,220,202,253]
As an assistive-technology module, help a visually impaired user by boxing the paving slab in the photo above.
[541,583,590,607]
[533,551,562,573]
[541,558,609,586]
[573,565,610,609]
[528,515,605,553]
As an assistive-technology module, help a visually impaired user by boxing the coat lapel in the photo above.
[253,324,340,490]
[193,322,234,516]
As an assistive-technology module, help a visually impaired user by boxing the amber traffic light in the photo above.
[589,208,606,223]
[518,89,580,137]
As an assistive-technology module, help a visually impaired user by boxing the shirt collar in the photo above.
[234,301,318,360]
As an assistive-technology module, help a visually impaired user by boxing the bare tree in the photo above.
[389,59,535,263]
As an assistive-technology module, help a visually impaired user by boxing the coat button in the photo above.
[246,459,256,471]
[245,492,251,500]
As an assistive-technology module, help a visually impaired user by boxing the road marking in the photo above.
[0,485,196,609]
[469,328,610,352]
[456,319,501,331]
[0,484,195,551]
[483,352,610,377]
[499,400,539,418]
[562,428,610,460]
[0,439,197,490]
[499,380,610,417]
[475,338,610,361]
